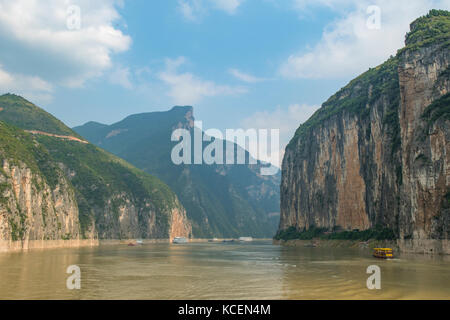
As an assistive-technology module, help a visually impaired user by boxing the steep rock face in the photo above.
[169,200,192,241]
[280,11,449,244]
[0,160,83,242]
[280,58,402,233]
[0,157,191,243]
[398,42,449,240]
[89,193,191,240]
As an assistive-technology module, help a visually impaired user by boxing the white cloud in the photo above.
[294,0,356,12]
[135,66,152,77]
[229,69,268,83]
[212,0,243,14]
[177,0,203,22]
[0,65,53,104]
[109,66,133,89]
[241,104,320,166]
[177,0,243,21]
[0,0,131,97]
[281,0,450,79]
[159,57,247,105]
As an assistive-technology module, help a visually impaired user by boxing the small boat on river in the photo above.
[373,248,394,259]
[173,237,188,244]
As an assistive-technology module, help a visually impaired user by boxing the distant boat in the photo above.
[136,239,144,245]
[373,248,394,259]
[172,237,188,244]
[239,237,253,242]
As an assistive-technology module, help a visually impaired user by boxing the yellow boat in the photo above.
[373,248,394,259]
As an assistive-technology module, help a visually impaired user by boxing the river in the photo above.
[0,241,448,299]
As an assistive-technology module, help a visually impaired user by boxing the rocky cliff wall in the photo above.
[280,58,403,234]
[0,160,86,244]
[280,13,449,252]
[0,158,192,250]
[398,42,449,240]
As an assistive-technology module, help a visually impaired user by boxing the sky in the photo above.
[0,0,449,166]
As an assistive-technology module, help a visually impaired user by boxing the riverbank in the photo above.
[274,239,450,255]
[0,239,174,252]
[2,238,448,255]
[0,238,274,252]
[0,239,99,253]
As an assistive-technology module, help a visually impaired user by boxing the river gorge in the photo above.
[0,241,448,300]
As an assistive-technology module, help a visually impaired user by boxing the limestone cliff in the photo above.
[0,159,84,243]
[398,38,449,240]
[169,199,192,241]
[280,10,449,248]
[0,156,192,249]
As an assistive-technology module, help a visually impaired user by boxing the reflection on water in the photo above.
[0,241,448,299]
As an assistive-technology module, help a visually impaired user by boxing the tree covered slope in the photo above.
[0,94,191,241]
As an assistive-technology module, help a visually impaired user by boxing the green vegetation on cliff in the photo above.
[0,93,186,240]
[0,94,78,137]
[36,135,176,237]
[0,121,72,240]
[0,121,62,190]
[288,9,450,152]
[421,92,450,127]
[401,9,450,53]
[289,56,400,152]
[275,226,396,241]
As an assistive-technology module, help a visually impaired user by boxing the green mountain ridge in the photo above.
[0,94,80,137]
[74,106,281,238]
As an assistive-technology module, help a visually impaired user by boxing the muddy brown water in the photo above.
[0,241,448,299]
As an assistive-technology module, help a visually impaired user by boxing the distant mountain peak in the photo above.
[83,121,107,127]
[0,93,80,137]
[169,106,195,128]
[74,105,281,238]
[170,105,193,113]
[0,93,35,105]
[1,92,25,99]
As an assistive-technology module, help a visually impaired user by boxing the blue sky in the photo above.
[0,0,448,165]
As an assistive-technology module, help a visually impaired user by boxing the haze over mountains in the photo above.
[74,106,281,238]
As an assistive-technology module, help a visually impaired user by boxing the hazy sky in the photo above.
[0,0,448,165]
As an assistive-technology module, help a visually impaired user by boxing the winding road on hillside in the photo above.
[26,130,89,144]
